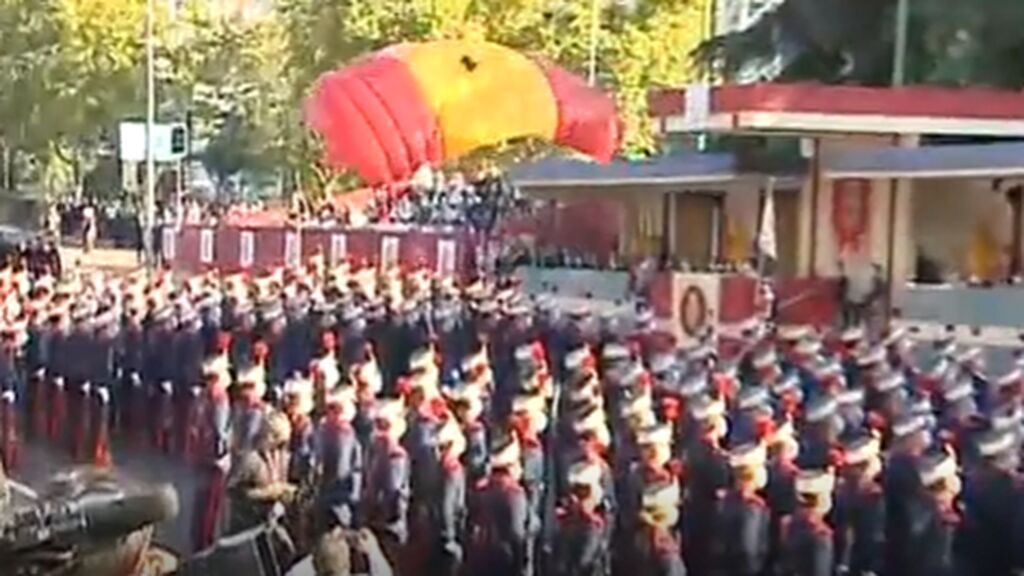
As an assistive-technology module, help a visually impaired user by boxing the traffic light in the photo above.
[170,124,187,157]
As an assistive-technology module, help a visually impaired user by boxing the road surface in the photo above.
[14,435,200,555]
[59,245,143,275]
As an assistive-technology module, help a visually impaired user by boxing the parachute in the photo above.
[305,40,621,185]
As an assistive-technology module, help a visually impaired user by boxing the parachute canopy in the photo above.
[305,40,621,185]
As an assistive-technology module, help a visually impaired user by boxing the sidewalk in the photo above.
[59,245,144,274]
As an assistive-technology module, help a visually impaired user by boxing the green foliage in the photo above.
[1,0,712,196]
[699,0,1024,88]
[275,0,709,189]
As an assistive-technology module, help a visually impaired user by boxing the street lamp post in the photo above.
[885,0,911,318]
[892,0,910,87]
[587,0,600,85]
[143,0,157,267]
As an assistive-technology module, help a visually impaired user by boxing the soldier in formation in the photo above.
[5,261,1024,576]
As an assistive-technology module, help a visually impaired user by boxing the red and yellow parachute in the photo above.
[305,40,621,185]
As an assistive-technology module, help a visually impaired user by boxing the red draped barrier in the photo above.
[718,276,840,327]
[302,229,330,261]
[216,228,241,272]
[166,225,482,276]
[255,229,285,271]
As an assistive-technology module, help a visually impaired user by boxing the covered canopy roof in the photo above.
[649,83,1024,137]
[822,142,1024,179]
[509,153,740,188]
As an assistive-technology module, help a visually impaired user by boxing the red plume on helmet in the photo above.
[216,331,232,353]
[661,396,681,423]
[866,411,887,433]
[252,340,270,364]
[637,370,653,391]
[396,377,413,398]
[667,459,685,480]
[828,447,846,469]
[712,373,736,401]
[781,392,800,417]
[320,331,338,352]
[628,340,642,358]
[531,342,546,364]
[755,415,776,442]
[427,397,449,421]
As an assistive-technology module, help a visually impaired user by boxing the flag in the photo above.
[757,178,778,261]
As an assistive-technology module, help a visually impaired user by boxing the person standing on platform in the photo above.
[81,202,96,255]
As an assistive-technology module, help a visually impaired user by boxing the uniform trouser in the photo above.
[123,372,146,442]
[525,490,544,576]
[316,490,358,533]
[193,465,227,552]
[47,377,66,443]
[429,535,463,576]
[90,395,112,468]
[1,402,18,472]
[682,502,718,576]
[151,380,174,452]
[27,370,46,438]
[178,384,202,461]
[68,379,92,460]
[373,528,406,576]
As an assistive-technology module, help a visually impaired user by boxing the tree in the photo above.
[160,3,294,196]
[0,0,63,189]
[1,0,713,197]
[276,0,710,193]
[474,0,706,153]
[698,0,1024,88]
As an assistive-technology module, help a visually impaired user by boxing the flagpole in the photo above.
[587,0,600,85]
[143,0,156,270]
[756,176,777,276]
[756,176,777,323]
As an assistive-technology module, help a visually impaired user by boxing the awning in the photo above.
[823,142,1024,179]
[508,153,740,188]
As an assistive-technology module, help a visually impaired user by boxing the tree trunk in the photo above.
[1,142,11,191]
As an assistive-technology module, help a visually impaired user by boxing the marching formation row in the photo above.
[1,262,1022,576]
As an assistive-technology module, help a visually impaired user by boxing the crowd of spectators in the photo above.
[370,171,525,231]
[287,170,529,233]
[49,166,529,244]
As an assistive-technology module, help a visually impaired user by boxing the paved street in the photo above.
[59,245,144,275]
[5,247,192,553]
[13,434,200,555]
